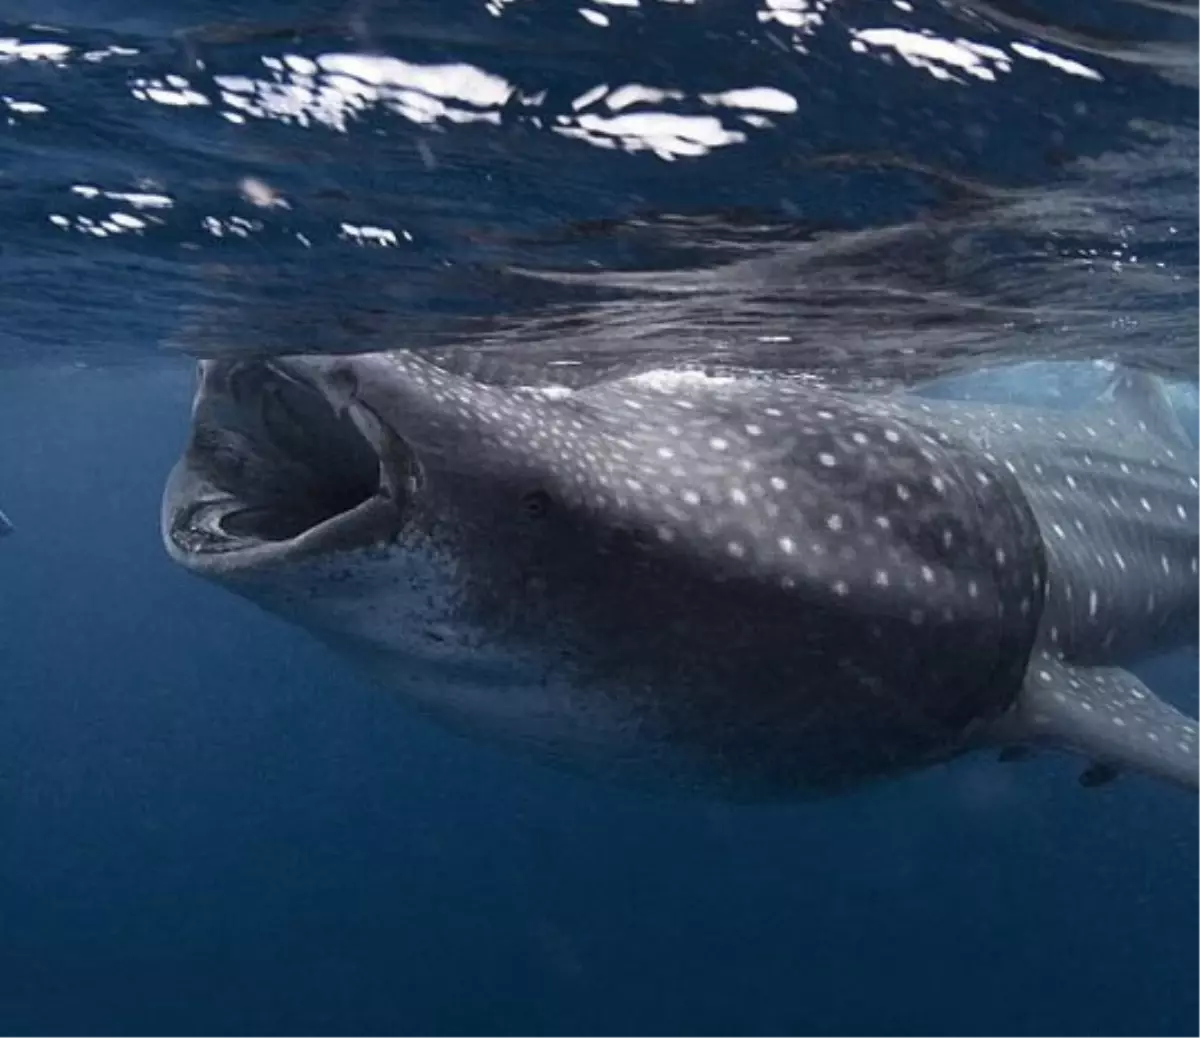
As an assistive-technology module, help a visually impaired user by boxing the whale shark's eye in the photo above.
[520,490,553,520]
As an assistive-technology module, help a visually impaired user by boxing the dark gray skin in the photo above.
[163,352,1198,798]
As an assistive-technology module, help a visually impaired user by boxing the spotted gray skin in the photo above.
[162,352,1199,798]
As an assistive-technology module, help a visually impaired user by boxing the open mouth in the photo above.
[165,358,416,567]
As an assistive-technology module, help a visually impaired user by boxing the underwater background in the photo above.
[0,0,1197,1033]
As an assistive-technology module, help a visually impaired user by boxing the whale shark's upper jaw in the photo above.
[163,358,417,573]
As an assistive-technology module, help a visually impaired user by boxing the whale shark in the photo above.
[162,350,1199,798]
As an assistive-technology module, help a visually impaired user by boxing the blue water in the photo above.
[1,1,1197,1034]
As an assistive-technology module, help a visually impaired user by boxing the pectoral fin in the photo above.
[993,652,1199,792]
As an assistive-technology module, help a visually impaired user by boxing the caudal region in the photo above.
[162,351,1199,799]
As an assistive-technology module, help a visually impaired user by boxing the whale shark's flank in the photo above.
[162,352,1198,798]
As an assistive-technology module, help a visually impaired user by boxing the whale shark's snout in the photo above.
[163,358,418,575]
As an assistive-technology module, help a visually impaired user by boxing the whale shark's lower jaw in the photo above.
[163,358,416,574]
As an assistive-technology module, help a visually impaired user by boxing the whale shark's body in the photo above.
[163,351,1198,797]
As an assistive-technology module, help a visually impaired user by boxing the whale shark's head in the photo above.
[164,350,1052,797]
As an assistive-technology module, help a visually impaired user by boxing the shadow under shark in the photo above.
[162,351,1199,799]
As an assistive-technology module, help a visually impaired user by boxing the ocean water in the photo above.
[0,1,1197,1035]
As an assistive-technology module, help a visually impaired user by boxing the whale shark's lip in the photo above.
[163,357,418,574]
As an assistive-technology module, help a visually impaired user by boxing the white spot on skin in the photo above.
[874,569,890,587]
[730,488,749,506]
[710,437,729,452]
[779,536,796,554]
[818,452,837,468]
[727,540,746,558]
[770,476,787,492]
[826,513,843,532]
[1088,590,1098,618]
[832,580,849,596]
[682,490,701,506]
[967,580,979,598]
[884,429,900,444]
[895,483,911,502]
[1140,497,1152,513]
[920,565,935,584]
